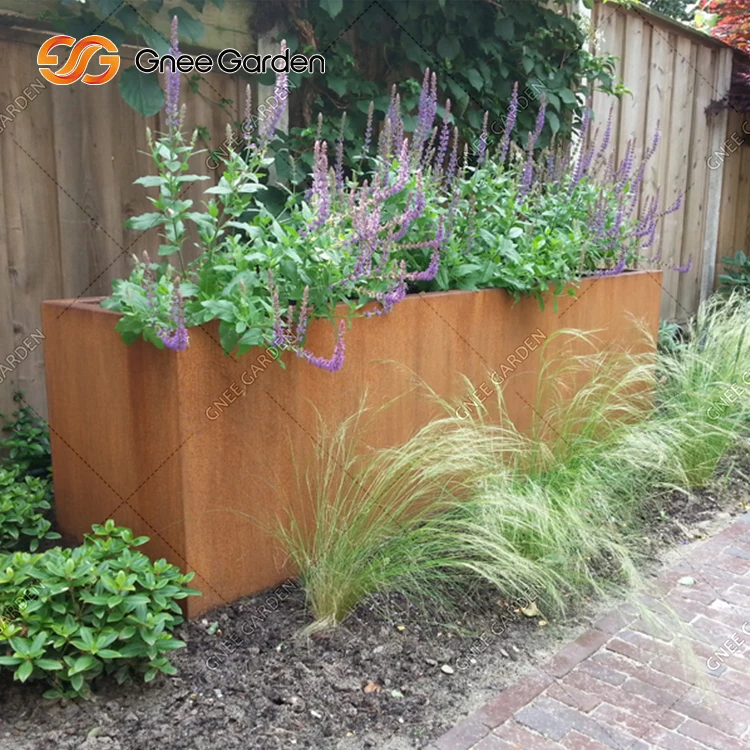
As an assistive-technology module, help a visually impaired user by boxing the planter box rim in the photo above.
[42,269,662,310]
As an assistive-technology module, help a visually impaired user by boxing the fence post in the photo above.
[701,48,735,303]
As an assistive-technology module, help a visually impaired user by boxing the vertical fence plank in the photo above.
[643,19,674,277]
[699,47,734,302]
[0,37,63,416]
[734,143,750,254]
[659,34,695,320]
[0,43,15,420]
[677,43,714,316]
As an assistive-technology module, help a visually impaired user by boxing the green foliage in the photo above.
[642,0,694,21]
[419,156,635,304]
[271,0,623,161]
[105,114,434,360]
[719,250,750,294]
[1,392,51,476]
[0,520,200,699]
[0,468,59,553]
[657,320,685,355]
[119,67,166,118]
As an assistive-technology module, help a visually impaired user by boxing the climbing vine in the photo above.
[254,0,625,177]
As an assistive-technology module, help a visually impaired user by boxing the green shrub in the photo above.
[0,520,199,699]
[0,467,58,552]
[1,392,51,476]
[719,251,750,295]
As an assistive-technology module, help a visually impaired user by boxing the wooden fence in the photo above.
[0,5,748,421]
[589,1,737,321]
[0,25,247,420]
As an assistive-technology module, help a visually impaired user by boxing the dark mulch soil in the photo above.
[1,456,748,750]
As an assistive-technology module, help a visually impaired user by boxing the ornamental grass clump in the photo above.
[282,335,659,630]
[283,296,750,632]
[618,293,750,488]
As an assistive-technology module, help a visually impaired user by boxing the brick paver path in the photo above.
[428,514,750,750]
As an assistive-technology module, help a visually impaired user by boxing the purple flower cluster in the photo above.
[483,80,686,277]
[268,267,346,372]
[242,84,254,144]
[309,140,331,230]
[499,82,519,166]
[518,96,547,200]
[257,40,289,149]
[297,321,346,372]
[142,255,189,352]
[164,16,181,133]
[156,285,189,352]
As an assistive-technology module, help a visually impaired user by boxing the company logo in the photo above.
[37,35,120,85]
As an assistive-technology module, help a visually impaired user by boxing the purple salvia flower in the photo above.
[546,148,556,181]
[647,193,683,260]
[363,100,375,156]
[334,113,346,194]
[616,138,636,190]
[596,249,628,277]
[644,122,661,163]
[406,219,443,282]
[435,99,452,174]
[164,15,181,132]
[477,111,489,165]
[391,175,426,243]
[298,320,346,372]
[157,282,189,351]
[671,257,692,273]
[499,82,519,166]
[569,106,591,193]
[411,69,437,163]
[242,84,254,145]
[366,268,407,317]
[304,140,331,232]
[596,105,614,162]
[268,270,287,348]
[663,192,683,216]
[446,126,459,186]
[296,286,311,345]
[518,96,547,200]
[258,40,289,148]
[379,138,409,199]
[519,133,536,200]
[335,138,345,193]
[387,86,404,158]
[378,115,392,163]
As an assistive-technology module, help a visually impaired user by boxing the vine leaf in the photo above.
[437,36,460,60]
[320,0,344,18]
[119,68,166,118]
[134,23,171,56]
[92,0,123,15]
[328,77,348,97]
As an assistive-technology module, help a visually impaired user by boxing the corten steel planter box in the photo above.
[42,270,662,617]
